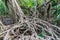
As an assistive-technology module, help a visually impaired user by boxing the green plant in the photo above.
[38,0,44,6]
[0,0,8,16]
[51,0,58,6]
[18,0,44,8]
[51,4,60,25]
[38,31,45,38]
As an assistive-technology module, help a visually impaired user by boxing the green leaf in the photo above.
[27,0,36,8]
[0,0,8,16]
[51,4,60,16]
[39,32,45,38]
[53,14,60,25]
[54,14,60,25]
[51,0,57,6]
[38,0,44,6]
[19,0,44,8]
[55,14,60,21]
[53,4,60,10]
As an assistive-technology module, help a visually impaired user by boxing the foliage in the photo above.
[51,0,58,6]
[39,31,45,38]
[0,0,8,16]
[38,0,44,6]
[51,4,60,25]
[18,0,44,8]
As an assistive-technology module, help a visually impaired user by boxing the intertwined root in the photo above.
[0,0,60,40]
[0,17,60,40]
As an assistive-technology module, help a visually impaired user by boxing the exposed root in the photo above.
[0,0,60,40]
